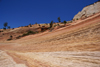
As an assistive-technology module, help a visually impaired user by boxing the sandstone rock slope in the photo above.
[73,1,100,20]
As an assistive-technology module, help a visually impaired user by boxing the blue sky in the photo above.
[0,0,97,28]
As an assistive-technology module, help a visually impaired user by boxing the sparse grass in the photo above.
[22,31,36,37]
[15,31,37,39]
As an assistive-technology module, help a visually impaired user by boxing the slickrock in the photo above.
[0,50,27,67]
[73,1,100,20]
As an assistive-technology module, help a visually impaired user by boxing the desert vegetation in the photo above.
[58,17,61,22]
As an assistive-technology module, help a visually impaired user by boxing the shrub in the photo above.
[35,22,37,24]
[3,28,6,30]
[58,17,61,22]
[27,31,36,34]
[38,24,41,26]
[29,24,32,27]
[22,31,36,37]
[12,28,14,29]
[50,21,53,28]
[4,22,8,29]
[7,38,12,41]
[35,31,39,33]
[22,33,28,37]
[16,35,21,39]
[25,26,28,27]
[63,21,67,24]
[42,26,45,27]
[7,35,13,41]
[10,35,12,38]
[54,25,57,27]
[0,31,3,32]
[57,24,60,26]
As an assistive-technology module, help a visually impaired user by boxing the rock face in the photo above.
[0,50,27,67]
[73,1,100,20]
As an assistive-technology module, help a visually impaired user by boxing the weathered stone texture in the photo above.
[73,2,100,20]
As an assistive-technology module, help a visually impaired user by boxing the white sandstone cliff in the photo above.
[73,1,100,20]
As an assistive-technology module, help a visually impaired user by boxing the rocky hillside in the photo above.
[73,1,100,20]
[0,10,100,67]
[0,1,100,67]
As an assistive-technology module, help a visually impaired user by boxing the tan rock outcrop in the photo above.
[0,50,27,67]
[73,1,100,20]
